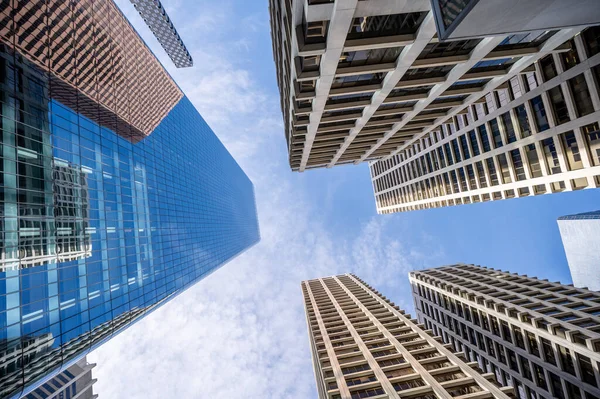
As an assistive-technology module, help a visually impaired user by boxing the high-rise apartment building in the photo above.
[269,1,600,215]
[302,274,516,399]
[0,1,260,398]
[558,210,600,292]
[410,264,600,399]
[24,357,97,399]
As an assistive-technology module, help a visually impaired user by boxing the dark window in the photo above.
[490,119,503,148]
[531,96,549,132]
[452,139,462,162]
[548,86,570,125]
[510,150,526,181]
[540,338,556,366]
[515,104,531,138]
[560,39,579,70]
[460,135,471,159]
[533,363,547,390]
[501,112,517,143]
[486,158,499,186]
[468,130,480,156]
[478,125,491,152]
[568,74,594,117]
[437,0,474,29]
[583,26,600,57]
[577,353,598,387]
[558,345,576,375]
[540,55,557,81]
[520,356,532,380]
[565,381,583,399]
[549,372,565,399]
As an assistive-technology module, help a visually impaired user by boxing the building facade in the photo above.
[430,0,600,41]
[269,0,600,178]
[410,264,600,399]
[370,24,600,214]
[558,210,600,292]
[0,1,260,398]
[302,274,515,399]
[24,357,97,399]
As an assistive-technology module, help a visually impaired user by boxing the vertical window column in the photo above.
[574,33,600,111]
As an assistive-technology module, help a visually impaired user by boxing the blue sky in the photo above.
[87,0,600,398]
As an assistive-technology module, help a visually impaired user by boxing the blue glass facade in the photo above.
[0,28,259,399]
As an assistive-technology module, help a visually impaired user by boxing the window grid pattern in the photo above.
[0,8,260,398]
[269,0,587,172]
[371,34,600,214]
[410,264,600,399]
[302,274,515,399]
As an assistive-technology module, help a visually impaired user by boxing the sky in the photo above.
[87,1,600,398]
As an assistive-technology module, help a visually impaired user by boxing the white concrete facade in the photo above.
[371,27,600,214]
[269,0,600,176]
[410,264,600,399]
[302,274,515,399]
[557,211,600,292]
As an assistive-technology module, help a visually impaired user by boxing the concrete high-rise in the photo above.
[410,264,600,399]
[24,357,97,399]
[269,0,600,215]
[0,1,260,398]
[558,210,600,292]
[302,274,516,399]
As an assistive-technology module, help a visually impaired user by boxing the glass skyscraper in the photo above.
[0,1,260,398]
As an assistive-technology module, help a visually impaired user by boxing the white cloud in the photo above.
[89,2,444,398]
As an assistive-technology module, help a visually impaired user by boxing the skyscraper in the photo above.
[302,274,516,399]
[269,0,600,214]
[0,1,260,398]
[24,357,97,399]
[410,264,600,399]
[558,210,600,292]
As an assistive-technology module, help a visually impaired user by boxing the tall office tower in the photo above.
[410,264,600,399]
[269,0,600,174]
[558,210,600,292]
[268,2,600,214]
[302,274,516,399]
[24,357,97,399]
[0,1,260,398]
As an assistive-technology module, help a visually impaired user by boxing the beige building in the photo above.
[269,0,600,215]
[269,0,600,177]
[410,264,600,399]
[302,274,516,399]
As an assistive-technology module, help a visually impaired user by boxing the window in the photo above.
[565,381,583,399]
[560,39,579,70]
[510,150,526,181]
[542,138,562,175]
[490,119,503,148]
[468,130,480,156]
[548,86,570,125]
[540,55,557,81]
[501,112,517,143]
[520,356,532,380]
[568,74,594,117]
[549,371,565,399]
[525,144,542,178]
[577,353,597,387]
[533,363,548,390]
[497,153,512,184]
[558,345,576,375]
[350,387,385,399]
[478,125,491,152]
[527,331,540,357]
[540,338,556,366]
[583,26,600,57]
[531,96,549,132]
[560,131,583,171]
